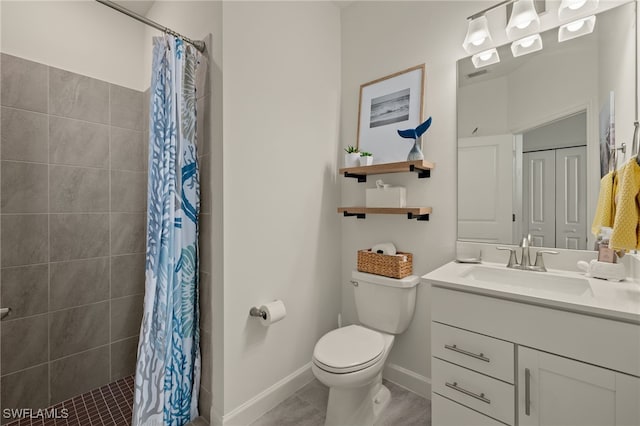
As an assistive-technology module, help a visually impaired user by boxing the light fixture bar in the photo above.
[467,0,514,20]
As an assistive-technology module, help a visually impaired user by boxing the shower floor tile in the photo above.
[5,375,134,426]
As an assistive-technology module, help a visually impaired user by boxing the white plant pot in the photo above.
[359,156,373,166]
[345,153,360,168]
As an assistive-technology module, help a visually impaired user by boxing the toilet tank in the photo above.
[352,270,420,334]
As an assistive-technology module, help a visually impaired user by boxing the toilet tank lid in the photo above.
[352,271,420,288]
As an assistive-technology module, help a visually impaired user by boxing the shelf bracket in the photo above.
[344,172,367,183]
[408,212,430,221]
[409,165,431,179]
[343,211,366,219]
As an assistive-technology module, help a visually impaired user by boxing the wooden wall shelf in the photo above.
[340,160,435,182]
[338,207,432,221]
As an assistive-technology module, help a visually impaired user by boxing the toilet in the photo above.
[311,271,420,426]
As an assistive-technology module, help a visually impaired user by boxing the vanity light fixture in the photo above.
[506,0,541,40]
[558,15,596,42]
[471,48,501,68]
[558,0,598,20]
[511,33,543,57]
[463,15,493,54]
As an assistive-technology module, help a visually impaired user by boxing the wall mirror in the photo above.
[457,0,637,250]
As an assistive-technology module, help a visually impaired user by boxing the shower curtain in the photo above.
[133,35,201,426]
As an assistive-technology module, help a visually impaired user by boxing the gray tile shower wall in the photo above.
[0,53,147,420]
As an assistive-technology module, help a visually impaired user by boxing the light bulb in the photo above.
[568,0,587,10]
[566,20,585,32]
[472,48,500,68]
[558,15,596,42]
[519,36,536,48]
[471,36,486,46]
[479,51,493,61]
[463,15,492,54]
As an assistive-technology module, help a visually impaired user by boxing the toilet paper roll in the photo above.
[371,242,397,256]
[260,300,287,326]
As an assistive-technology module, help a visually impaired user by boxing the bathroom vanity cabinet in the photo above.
[429,285,640,426]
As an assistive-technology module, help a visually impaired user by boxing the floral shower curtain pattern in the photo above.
[133,35,201,426]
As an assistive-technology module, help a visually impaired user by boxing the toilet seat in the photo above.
[313,325,385,374]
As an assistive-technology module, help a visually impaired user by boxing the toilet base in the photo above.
[324,373,391,426]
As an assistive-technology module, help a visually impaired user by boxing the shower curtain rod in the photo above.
[94,0,206,53]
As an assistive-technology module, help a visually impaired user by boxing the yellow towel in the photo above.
[591,170,618,237]
[610,157,640,251]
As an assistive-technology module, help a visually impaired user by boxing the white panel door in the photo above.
[523,150,555,248]
[458,135,514,244]
[518,346,640,426]
[555,146,587,249]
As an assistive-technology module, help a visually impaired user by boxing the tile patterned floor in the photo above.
[250,379,431,426]
[5,375,428,426]
[3,375,209,426]
[5,376,134,426]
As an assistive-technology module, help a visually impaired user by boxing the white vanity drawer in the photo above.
[433,357,514,425]
[433,321,515,383]
[432,393,507,426]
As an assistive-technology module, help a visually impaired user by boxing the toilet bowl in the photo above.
[311,271,420,426]
[312,325,394,425]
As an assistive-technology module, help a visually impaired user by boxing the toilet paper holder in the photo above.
[0,307,11,320]
[249,306,267,320]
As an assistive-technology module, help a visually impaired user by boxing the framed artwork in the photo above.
[357,64,425,164]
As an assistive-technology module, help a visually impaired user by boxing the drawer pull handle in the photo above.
[444,344,490,363]
[445,381,491,404]
[525,368,531,416]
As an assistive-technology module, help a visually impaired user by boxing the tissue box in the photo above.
[366,186,406,208]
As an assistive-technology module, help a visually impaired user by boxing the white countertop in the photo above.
[422,261,640,324]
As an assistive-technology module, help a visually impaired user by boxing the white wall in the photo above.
[340,1,479,394]
[523,112,587,152]
[458,77,509,137]
[0,0,147,90]
[222,0,342,420]
[507,36,598,133]
[598,1,636,170]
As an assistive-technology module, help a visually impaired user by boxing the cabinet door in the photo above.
[518,346,640,426]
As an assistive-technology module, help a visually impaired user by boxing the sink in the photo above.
[461,265,594,297]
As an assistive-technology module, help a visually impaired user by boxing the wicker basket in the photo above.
[357,249,413,279]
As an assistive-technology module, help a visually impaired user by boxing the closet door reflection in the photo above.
[523,147,587,249]
[556,147,587,249]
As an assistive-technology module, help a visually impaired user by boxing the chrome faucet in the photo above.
[497,234,559,272]
[520,234,531,269]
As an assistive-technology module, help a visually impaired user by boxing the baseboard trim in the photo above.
[222,363,314,426]
[210,406,223,426]
[383,362,431,399]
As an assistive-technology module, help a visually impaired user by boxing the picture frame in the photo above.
[357,64,425,164]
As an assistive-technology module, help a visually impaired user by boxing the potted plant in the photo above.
[359,151,373,166]
[344,146,360,167]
